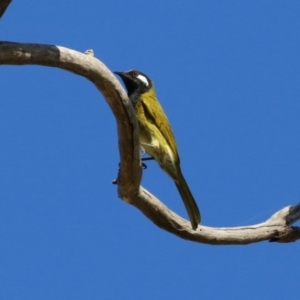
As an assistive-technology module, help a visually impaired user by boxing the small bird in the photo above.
[115,70,201,229]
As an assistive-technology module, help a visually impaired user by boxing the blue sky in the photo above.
[1,1,300,299]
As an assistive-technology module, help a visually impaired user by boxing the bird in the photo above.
[115,70,201,229]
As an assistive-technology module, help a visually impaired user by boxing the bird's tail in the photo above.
[175,170,201,230]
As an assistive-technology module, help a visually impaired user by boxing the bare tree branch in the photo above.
[0,41,142,200]
[1,41,299,245]
[0,0,12,19]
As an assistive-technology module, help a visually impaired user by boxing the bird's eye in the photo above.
[132,71,138,77]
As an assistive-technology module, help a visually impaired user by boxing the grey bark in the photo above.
[1,41,299,245]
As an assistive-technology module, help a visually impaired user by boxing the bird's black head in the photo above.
[115,70,153,105]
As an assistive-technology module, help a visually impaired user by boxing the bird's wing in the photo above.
[140,91,179,160]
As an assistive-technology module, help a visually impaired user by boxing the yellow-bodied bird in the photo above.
[115,70,201,229]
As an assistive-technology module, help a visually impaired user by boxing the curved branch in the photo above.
[0,41,142,201]
[1,41,299,245]
[133,188,300,244]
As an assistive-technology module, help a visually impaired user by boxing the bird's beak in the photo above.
[114,71,125,78]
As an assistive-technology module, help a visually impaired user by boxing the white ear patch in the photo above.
[137,74,149,86]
